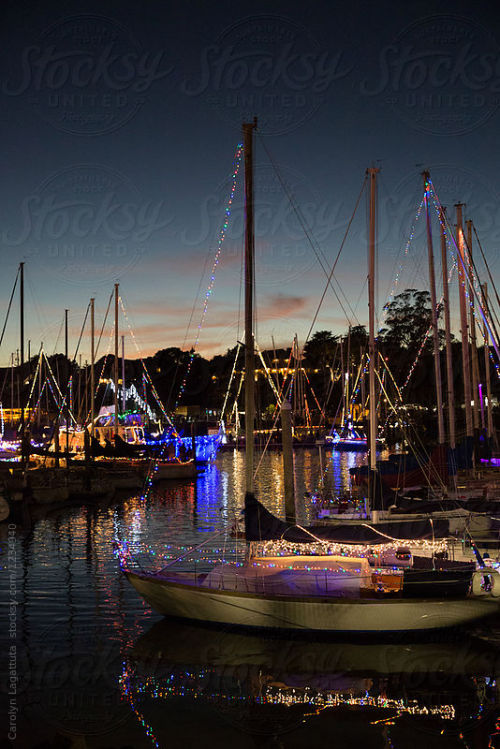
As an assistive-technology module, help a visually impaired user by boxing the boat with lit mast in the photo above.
[119,125,500,633]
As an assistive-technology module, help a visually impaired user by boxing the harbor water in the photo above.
[1,449,499,748]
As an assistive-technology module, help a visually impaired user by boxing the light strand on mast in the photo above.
[177,142,244,407]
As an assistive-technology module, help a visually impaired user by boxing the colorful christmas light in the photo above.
[176,143,244,407]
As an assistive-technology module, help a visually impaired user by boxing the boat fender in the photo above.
[472,571,483,596]
[472,570,500,597]
[490,571,500,597]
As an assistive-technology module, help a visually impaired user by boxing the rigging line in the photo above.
[95,290,114,360]
[383,199,425,315]
[377,351,403,404]
[245,344,295,453]
[113,301,180,413]
[57,304,92,422]
[473,223,500,312]
[322,338,340,415]
[181,248,212,352]
[25,346,43,408]
[353,277,368,321]
[468,274,500,360]
[163,247,211,417]
[480,274,500,332]
[31,379,47,420]
[118,290,144,351]
[257,134,361,329]
[42,350,78,426]
[304,176,368,346]
[0,268,19,353]
[462,220,496,307]
[347,355,366,411]
[467,225,500,347]
[376,354,445,489]
[251,352,295,477]
[219,343,241,424]
[252,377,294,479]
[380,183,425,319]
[25,273,48,350]
[460,222,500,344]
[118,295,172,424]
[53,315,64,356]
[300,366,326,421]
[176,142,244,408]
[86,328,114,424]
[70,303,90,366]
[431,185,500,361]
[485,301,500,348]
[256,342,282,405]
[327,369,344,436]
[398,262,457,394]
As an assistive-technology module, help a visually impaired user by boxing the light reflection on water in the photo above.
[1,448,499,747]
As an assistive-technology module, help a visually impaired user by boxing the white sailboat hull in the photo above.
[126,570,499,632]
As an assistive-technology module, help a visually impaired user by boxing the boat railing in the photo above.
[154,562,406,598]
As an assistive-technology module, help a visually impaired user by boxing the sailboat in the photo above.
[120,124,500,632]
[326,419,370,451]
[326,173,500,532]
[325,334,372,451]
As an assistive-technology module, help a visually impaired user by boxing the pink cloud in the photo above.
[259,294,309,320]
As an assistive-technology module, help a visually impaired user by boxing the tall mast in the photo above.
[340,335,345,429]
[346,326,351,424]
[423,172,445,444]
[65,308,69,457]
[65,309,69,368]
[10,353,14,426]
[243,119,257,494]
[440,208,456,448]
[455,204,473,438]
[37,347,42,429]
[367,167,379,514]
[20,262,24,448]
[90,298,95,441]
[482,283,494,440]
[114,283,119,437]
[121,335,126,412]
[466,220,481,431]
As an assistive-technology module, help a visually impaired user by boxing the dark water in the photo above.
[1,450,499,749]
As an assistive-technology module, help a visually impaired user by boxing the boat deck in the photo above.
[129,555,476,601]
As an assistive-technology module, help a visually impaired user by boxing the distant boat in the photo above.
[326,423,369,451]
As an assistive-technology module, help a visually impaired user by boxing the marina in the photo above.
[1,123,500,747]
[2,449,500,747]
[1,6,500,745]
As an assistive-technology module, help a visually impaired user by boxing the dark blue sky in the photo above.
[1,0,499,364]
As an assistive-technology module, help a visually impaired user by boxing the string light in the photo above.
[114,535,452,580]
[382,198,424,325]
[108,378,156,422]
[119,660,459,733]
[119,665,160,748]
[428,179,500,364]
[176,142,244,407]
[118,296,173,427]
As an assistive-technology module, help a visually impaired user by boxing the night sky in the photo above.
[1,0,499,366]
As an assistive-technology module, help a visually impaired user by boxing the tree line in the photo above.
[2,290,498,442]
